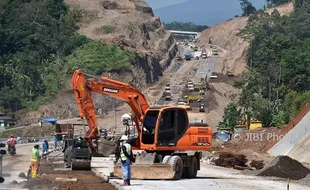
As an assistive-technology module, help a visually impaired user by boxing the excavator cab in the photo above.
[139,107,189,149]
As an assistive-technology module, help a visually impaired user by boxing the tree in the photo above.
[232,3,310,127]
[221,103,239,128]
[239,0,257,16]
[267,0,292,7]
[163,21,209,32]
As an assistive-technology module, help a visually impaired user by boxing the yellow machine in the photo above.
[234,115,262,130]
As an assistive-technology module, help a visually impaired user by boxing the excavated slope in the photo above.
[19,0,177,123]
[198,2,294,76]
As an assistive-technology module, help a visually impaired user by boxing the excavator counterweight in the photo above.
[72,69,212,179]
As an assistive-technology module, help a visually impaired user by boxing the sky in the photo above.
[144,0,266,10]
[144,0,267,26]
[144,0,189,9]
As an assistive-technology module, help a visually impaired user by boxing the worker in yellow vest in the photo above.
[31,144,40,178]
[119,135,135,186]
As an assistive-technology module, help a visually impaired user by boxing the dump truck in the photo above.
[164,91,172,101]
[72,69,212,180]
[183,95,201,103]
[165,84,171,91]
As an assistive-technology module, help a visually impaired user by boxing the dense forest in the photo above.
[222,1,310,128]
[163,21,209,32]
[0,0,138,115]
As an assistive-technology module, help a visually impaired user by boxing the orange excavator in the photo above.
[72,69,212,179]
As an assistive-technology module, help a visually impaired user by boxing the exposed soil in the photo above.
[198,2,294,76]
[257,156,310,180]
[223,127,283,153]
[26,157,116,190]
[215,152,248,168]
[250,160,265,170]
[0,124,54,138]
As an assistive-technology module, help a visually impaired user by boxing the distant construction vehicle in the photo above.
[184,53,193,61]
[202,53,207,59]
[177,100,192,111]
[199,104,205,112]
[164,91,172,101]
[165,84,171,91]
[72,69,212,180]
[182,95,201,103]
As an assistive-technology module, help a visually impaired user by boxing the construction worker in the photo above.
[119,135,134,186]
[7,134,16,155]
[42,140,49,155]
[53,135,58,150]
[31,144,40,178]
[114,139,121,164]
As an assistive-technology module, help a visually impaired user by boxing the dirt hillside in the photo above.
[16,2,295,132]
[18,0,177,125]
[192,3,295,128]
[198,2,294,76]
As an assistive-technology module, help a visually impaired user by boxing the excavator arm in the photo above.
[72,69,149,152]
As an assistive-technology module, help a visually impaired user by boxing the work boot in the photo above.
[123,180,129,186]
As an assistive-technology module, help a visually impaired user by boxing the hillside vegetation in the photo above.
[227,2,310,127]
[0,0,139,115]
[163,21,209,32]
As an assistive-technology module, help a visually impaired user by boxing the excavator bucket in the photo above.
[96,138,118,157]
[113,163,175,179]
[113,152,183,180]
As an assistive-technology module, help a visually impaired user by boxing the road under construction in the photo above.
[1,37,310,190]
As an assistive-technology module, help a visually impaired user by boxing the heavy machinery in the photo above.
[72,69,212,180]
[64,137,91,170]
[164,91,172,101]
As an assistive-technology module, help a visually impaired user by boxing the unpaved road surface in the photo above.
[95,160,310,190]
[1,143,116,190]
[1,143,35,189]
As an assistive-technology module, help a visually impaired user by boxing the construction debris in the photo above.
[250,160,265,170]
[55,177,78,182]
[256,156,310,180]
[214,152,248,169]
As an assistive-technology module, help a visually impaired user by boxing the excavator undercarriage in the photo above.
[113,151,201,180]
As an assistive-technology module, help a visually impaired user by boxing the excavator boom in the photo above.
[72,70,149,156]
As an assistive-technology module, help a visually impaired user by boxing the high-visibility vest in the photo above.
[120,143,131,161]
[31,148,39,162]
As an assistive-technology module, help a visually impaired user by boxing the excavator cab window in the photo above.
[157,108,188,146]
[142,110,159,144]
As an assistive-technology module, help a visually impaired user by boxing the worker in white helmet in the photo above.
[119,135,134,186]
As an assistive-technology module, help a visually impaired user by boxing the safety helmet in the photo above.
[120,135,128,141]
